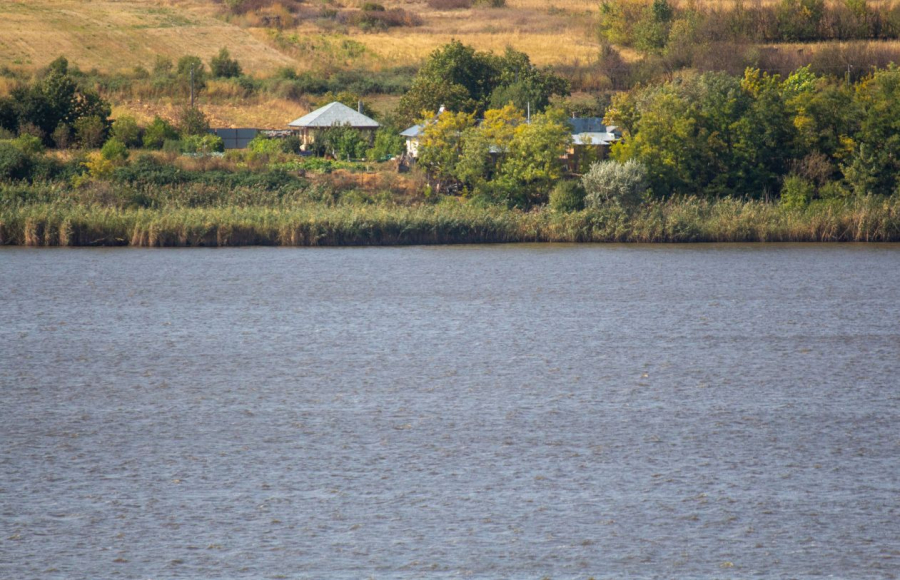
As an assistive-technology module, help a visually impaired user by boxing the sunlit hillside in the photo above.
[0,0,601,75]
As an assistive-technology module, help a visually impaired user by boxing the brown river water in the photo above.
[1,244,899,579]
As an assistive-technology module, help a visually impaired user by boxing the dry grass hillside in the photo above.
[0,0,601,75]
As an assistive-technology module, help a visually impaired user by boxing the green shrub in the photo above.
[549,179,586,212]
[51,123,72,149]
[101,137,129,162]
[247,135,284,156]
[181,134,225,154]
[367,127,404,161]
[582,159,649,208]
[209,47,242,79]
[0,141,33,181]
[780,174,816,209]
[143,117,179,149]
[111,115,142,148]
[74,115,108,148]
[317,124,369,160]
[13,134,45,155]
[30,155,65,182]
[177,107,211,137]
[281,135,302,154]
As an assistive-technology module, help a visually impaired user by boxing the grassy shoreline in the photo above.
[3,196,900,246]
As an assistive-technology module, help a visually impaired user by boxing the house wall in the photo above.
[405,137,420,158]
[299,127,377,152]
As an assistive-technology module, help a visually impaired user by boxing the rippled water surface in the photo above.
[2,244,900,579]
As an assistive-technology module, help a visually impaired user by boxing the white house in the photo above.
[288,102,380,151]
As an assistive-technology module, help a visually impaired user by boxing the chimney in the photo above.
[358,100,363,113]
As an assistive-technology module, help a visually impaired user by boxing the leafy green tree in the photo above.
[209,47,242,79]
[0,141,34,181]
[176,56,207,95]
[398,40,499,121]
[597,0,648,46]
[840,66,900,196]
[111,116,142,148]
[398,78,474,122]
[1,63,110,146]
[633,0,675,54]
[319,124,369,160]
[13,134,45,155]
[776,0,825,41]
[45,55,70,77]
[74,115,107,148]
[177,106,211,137]
[488,47,570,111]
[143,116,179,150]
[417,109,477,191]
[610,70,796,198]
[398,41,567,122]
[367,127,405,160]
[453,104,524,192]
[0,96,16,135]
[493,108,571,206]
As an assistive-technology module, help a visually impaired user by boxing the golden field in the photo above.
[0,0,601,74]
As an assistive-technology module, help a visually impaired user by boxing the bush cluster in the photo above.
[606,65,900,202]
[600,0,900,52]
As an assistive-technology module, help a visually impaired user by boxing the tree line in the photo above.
[600,0,900,52]
[604,64,900,205]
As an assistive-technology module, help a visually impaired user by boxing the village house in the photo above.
[566,117,621,173]
[288,101,380,151]
[400,110,621,173]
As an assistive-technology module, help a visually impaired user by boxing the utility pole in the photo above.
[846,63,853,87]
[190,64,195,109]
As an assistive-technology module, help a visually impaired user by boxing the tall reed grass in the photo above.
[2,196,899,246]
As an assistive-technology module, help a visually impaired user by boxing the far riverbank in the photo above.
[2,195,899,246]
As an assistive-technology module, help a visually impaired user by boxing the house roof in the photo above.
[288,102,379,129]
[572,131,620,146]
[401,124,424,138]
[567,117,609,133]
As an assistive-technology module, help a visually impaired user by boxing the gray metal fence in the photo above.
[209,128,259,150]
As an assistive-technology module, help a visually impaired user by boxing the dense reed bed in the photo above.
[2,195,899,246]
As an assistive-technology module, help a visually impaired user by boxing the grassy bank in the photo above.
[3,195,899,246]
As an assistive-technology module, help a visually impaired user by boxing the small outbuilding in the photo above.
[565,117,621,173]
[400,124,425,158]
[288,102,380,151]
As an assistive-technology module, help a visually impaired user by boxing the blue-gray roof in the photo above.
[289,102,379,129]
[567,118,609,133]
[400,124,424,138]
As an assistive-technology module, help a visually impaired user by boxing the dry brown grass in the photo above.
[0,0,603,74]
[110,97,306,128]
[0,0,296,74]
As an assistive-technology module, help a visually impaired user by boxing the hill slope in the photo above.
[0,0,601,74]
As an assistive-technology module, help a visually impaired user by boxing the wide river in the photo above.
[1,244,899,579]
